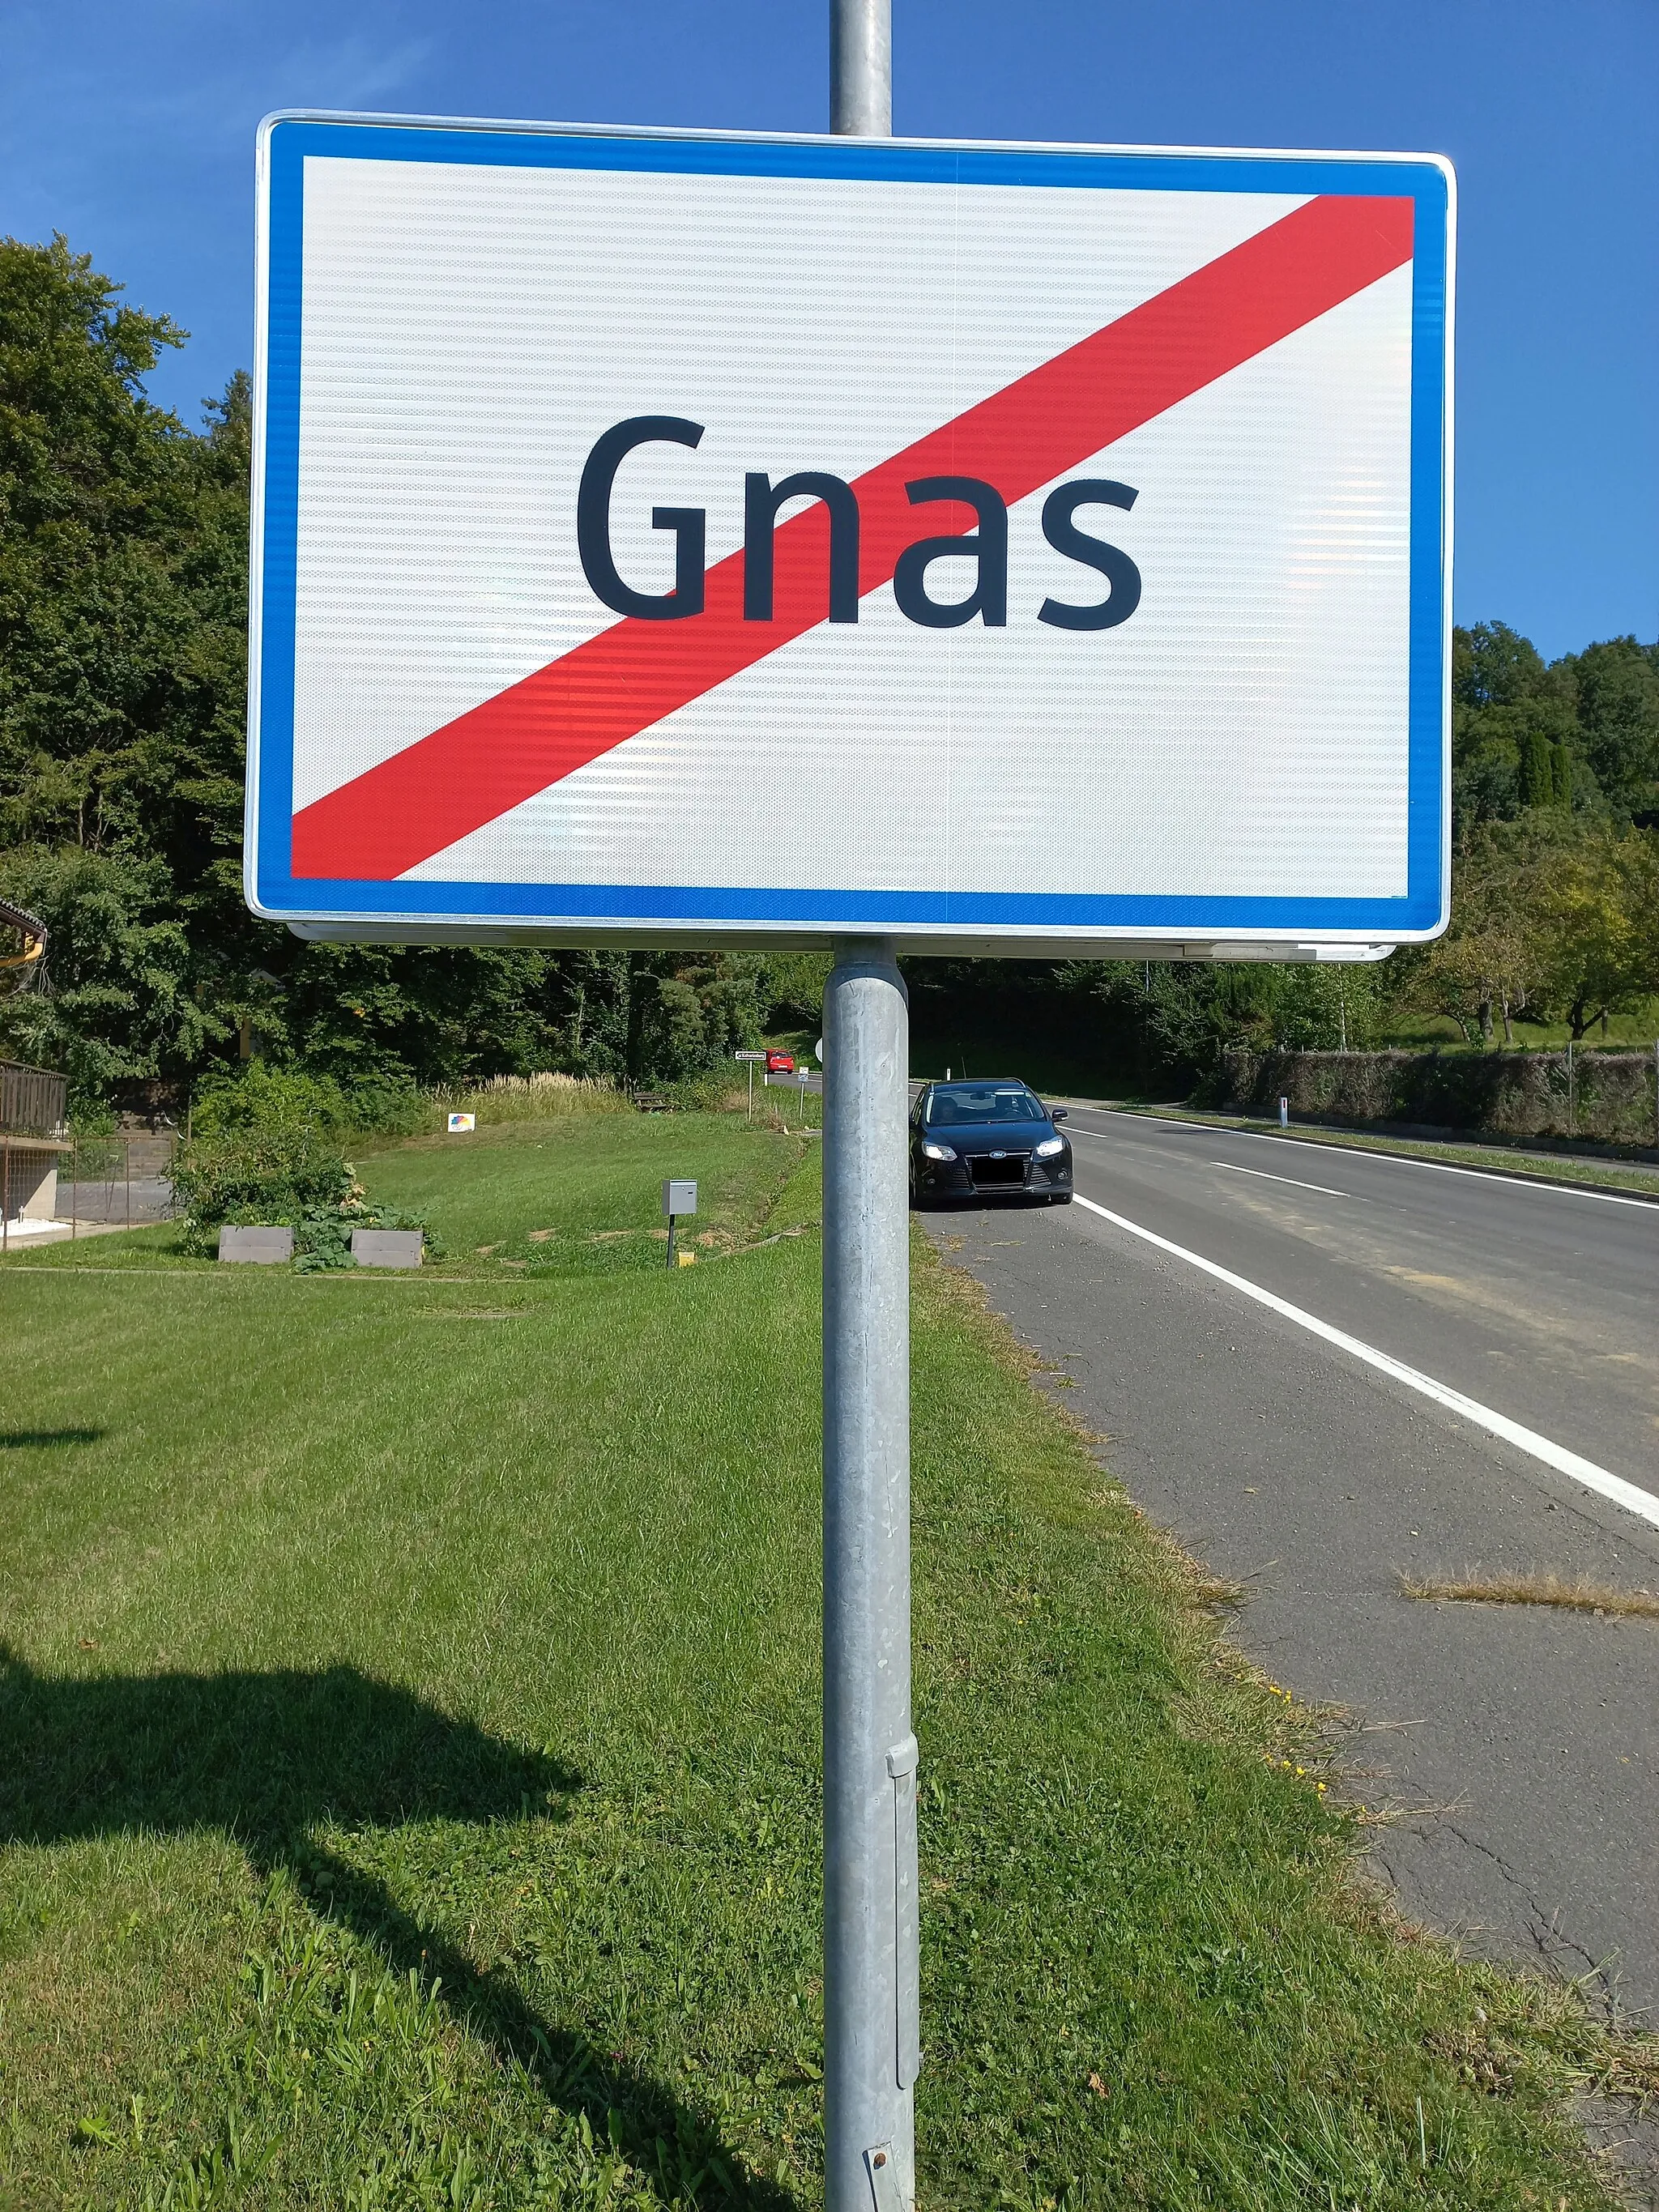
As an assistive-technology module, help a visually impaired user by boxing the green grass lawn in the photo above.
[11,1114,819,1279]
[0,1119,1643,2208]
[1380,1001,1659,1054]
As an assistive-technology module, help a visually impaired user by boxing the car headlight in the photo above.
[1034,1136,1066,1157]
[921,1141,957,1161]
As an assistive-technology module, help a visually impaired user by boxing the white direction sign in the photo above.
[247,116,1453,955]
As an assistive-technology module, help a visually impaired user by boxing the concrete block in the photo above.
[19,1164,57,1221]
[219,1225,294,1264]
[351,1228,424,1269]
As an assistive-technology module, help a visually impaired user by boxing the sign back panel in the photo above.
[249,117,1453,951]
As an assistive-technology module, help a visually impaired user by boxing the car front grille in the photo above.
[966,1153,1029,1187]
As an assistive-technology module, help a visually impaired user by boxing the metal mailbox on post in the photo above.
[662,1178,697,1268]
[245,35,1452,2201]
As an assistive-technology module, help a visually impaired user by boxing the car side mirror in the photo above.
[1051,1108,1068,1123]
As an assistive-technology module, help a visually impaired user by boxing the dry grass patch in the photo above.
[1402,1569,1659,1620]
[440,1070,631,1125]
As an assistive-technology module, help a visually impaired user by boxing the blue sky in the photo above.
[3,0,1653,660]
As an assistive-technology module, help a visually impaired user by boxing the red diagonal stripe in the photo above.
[292,192,1412,880]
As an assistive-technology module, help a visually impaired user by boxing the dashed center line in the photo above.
[1210,1160,1356,1200]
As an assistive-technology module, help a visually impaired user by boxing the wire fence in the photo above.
[1,1130,177,1253]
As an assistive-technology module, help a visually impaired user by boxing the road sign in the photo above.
[246,76,1457,2212]
[736,1050,768,1061]
[248,114,1452,958]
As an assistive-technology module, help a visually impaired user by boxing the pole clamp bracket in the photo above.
[885,1734,919,1779]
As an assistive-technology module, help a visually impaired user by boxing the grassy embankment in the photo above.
[1384,1003,1659,1054]
[0,1113,1647,2208]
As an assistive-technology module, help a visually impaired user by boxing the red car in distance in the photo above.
[766,1050,795,1073]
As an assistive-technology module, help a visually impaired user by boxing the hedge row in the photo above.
[1217,1046,1659,1149]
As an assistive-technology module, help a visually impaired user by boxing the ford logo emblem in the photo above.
[991,1150,1006,1158]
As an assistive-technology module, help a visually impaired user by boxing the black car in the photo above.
[908,1079,1073,1206]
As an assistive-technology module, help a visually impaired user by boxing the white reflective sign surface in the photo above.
[249,117,1452,951]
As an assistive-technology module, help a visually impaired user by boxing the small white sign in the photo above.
[447,1111,476,1132]
[735,1050,768,1062]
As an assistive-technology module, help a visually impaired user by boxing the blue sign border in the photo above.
[249,117,1452,942]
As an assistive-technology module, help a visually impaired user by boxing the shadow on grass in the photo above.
[0,1427,106,1448]
[0,1647,794,2209]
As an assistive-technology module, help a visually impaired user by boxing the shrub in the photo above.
[173,1127,441,1262]
[190,1064,424,1141]
[1216,1044,1659,1147]
[289,1208,443,1272]
[172,1126,358,1251]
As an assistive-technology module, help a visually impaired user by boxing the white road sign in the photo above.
[247,116,1453,955]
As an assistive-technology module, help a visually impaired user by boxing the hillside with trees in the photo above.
[2,233,1655,1111]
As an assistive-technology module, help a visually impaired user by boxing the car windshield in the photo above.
[925,1085,1045,1127]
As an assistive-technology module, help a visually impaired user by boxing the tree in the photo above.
[1559,635,1659,818]
[1396,825,1540,1044]
[0,842,210,1096]
[1525,820,1658,1038]
[1401,812,1659,1044]
[1450,621,1584,830]
[0,234,790,1107]
[1054,956,1388,1084]
[0,235,251,1096]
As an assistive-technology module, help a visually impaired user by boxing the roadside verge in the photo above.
[0,1120,1648,2206]
[1055,1097,1659,1204]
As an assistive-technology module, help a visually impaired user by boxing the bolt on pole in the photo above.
[823,934,917,2212]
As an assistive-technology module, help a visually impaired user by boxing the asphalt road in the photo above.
[923,1106,1659,2028]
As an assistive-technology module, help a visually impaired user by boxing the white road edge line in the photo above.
[1211,1161,1355,1200]
[1065,1108,1659,1210]
[1069,1191,1659,1533]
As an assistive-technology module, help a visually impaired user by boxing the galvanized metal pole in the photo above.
[830,0,892,137]
[823,934,916,2212]
[825,23,914,2207]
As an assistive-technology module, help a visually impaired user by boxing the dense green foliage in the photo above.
[1451,620,1659,827]
[1,1124,1636,2205]
[1,234,1654,1106]
[0,237,784,1107]
[166,1066,443,1258]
